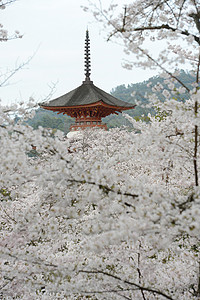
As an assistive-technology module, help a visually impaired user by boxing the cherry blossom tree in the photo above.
[1,1,200,299]
[1,113,200,299]
[83,0,200,72]
[84,0,200,186]
[0,0,22,41]
[0,0,31,89]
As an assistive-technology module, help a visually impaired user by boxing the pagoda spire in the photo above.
[84,29,91,81]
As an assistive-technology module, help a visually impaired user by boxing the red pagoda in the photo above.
[40,30,135,131]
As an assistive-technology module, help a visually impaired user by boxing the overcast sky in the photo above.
[1,0,157,105]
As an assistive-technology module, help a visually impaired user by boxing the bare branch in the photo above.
[41,81,58,103]
[0,55,34,87]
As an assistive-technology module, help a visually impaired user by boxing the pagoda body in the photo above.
[40,30,135,131]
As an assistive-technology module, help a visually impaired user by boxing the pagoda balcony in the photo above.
[70,121,107,131]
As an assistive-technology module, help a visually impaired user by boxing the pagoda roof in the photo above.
[40,30,135,112]
[41,80,135,109]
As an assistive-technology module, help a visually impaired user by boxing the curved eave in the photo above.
[40,100,136,111]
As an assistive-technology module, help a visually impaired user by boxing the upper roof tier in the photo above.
[40,30,135,110]
[42,80,135,108]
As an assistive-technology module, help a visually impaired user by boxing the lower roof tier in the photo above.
[41,100,135,118]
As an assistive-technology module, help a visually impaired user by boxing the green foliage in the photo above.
[111,69,194,103]
[154,107,170,122]
[0,188,11,201]
[26,149,39,158]
[27,109,73,134]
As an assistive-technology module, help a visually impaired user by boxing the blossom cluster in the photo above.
[1,90,200,298]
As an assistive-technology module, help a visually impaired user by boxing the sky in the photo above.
[0,0,157,105]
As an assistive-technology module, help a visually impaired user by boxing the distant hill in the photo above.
[104,69,195,127]
[27,70,195,131]
[27,109,73,134]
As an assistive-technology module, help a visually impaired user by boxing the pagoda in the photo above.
[40,30,135,131]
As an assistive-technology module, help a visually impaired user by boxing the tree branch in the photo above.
[132,24,200,45]
[0,277,15,291]
[0,55,34,87]
[67,178,138,206]
[135,45,191,92]
[0,0,17,9]
[189,12,200,34]
[196,258,200,297]
[137,241,147,300]
[108,23,200,46]
[193,50,200,186]
[79,270,175,300]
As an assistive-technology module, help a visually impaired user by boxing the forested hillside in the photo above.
[27,109,73,134]
[28,70,195,131]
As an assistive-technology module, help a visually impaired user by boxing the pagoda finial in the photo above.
[84,29,91,81]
